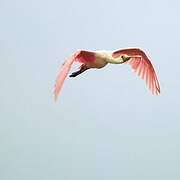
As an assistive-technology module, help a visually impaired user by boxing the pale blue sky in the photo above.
[0,0,180,179]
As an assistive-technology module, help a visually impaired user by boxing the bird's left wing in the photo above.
[112,48,160,95]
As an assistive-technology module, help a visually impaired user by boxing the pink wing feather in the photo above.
[53,50,96,101]
[113,48,160,95]
[53,53,76,102]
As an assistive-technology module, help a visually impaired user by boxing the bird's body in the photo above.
[82,50,108,69]
[95,50,122,65]
[54,48,160,101]
[80,50,126,68]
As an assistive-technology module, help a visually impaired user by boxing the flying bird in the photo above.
[53,48,160,101]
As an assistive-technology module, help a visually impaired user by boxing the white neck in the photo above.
[95,50,124,64]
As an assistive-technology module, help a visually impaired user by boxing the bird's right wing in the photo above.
[53,50,96,102]
[53,52,77,102]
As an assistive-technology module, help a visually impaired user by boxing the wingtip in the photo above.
[53,85,58,103]
[157,88,161,95]
[54,95,57,103]
[153,88,160,96]
[155,81,161,95]
[53,91,59,103]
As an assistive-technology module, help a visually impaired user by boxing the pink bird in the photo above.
[53,48,160,101]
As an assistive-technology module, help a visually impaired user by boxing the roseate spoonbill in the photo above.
[53,48,160,101]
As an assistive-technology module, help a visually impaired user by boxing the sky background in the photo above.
[0,0,180,179]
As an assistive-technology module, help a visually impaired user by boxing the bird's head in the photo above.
[121,54,131,62]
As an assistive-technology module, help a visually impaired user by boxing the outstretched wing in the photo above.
[53,50,95,101]
[112,48,160,95]
[53,53,77,102]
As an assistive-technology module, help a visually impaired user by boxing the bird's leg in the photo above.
[69,65,89,77]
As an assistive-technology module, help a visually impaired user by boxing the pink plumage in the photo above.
[53,50,96,101]
[53,54,75,102]
[53,48,160,101]
[112,48,160,95]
